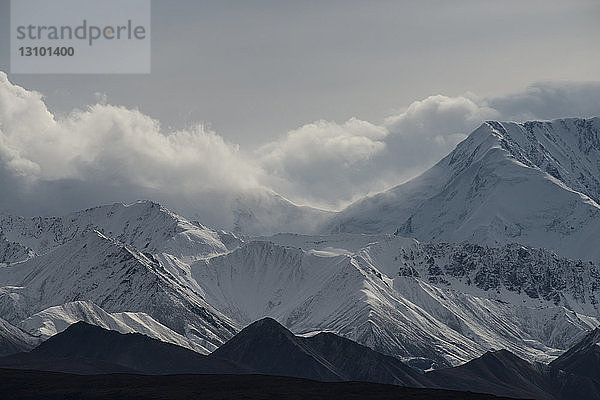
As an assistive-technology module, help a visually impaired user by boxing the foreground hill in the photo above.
[0,369,519,400]
[550,327,600,380]
[428,329,600,400]
[212,317,428,386]
[3,318,600,399]
[0,322,246,375]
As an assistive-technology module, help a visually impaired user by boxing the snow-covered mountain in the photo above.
[327,118,600,262]
[0,202,243,353]
[229,189,334,236]
[0,200,240,261]
[18,301,204,352]
[192,233,600,367]
[179,188,334,237]
[0,235,33,266]
[2,199,599,367]
[3,116,600,372]
[194,237,474,368]
[0,317,39,356]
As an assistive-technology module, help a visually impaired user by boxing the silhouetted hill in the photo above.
[550,328,600,379]
[0,368,522,400]
[5,318,600,399]
[212,317,429,386]
[301,331,429,386]
[0,321,247,375]
[211,317,342,381]
[428,349,551,399]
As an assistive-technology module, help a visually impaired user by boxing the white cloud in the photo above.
[257,95,501,208]
[0,72,259,218]
[1,71,600,227]
[488,82,600,121]
[257,118,388,208]
[385,94,499,138]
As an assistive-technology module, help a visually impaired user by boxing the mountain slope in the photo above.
[0,200,240,261]
[193,238,483,368]
[428,350,552,400]
[2,194,600,369]
[0,317,39,357]
[1,322,247,375]
[212,318,343,381]
[0,229,238,352]
[229,189,335,236]
[427,345,600,400]
[18,301,202,352]
[195,233,600,367]
[328,117,600,262]
[0,236,33,266]
[211,317,428,386]
[549,328,600,379]
[303,331,428,387]
[545,328,600,399]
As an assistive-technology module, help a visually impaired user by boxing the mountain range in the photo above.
[4,203,599,367]
[1,117,600,398]
[3,318,600,399]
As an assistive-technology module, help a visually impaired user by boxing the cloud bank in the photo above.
[1,71,600,228]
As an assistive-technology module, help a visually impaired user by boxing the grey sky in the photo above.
[1,0,599,145]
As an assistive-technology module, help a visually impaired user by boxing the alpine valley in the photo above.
[2,117,600,399]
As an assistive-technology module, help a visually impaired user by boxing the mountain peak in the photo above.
[329,116,600,262]
[222,317,296,342]
[212,316,428,386]
[249,316,285,329]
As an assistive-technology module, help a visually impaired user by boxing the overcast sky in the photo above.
[1,1,600,225]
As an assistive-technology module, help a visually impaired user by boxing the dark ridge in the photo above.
[211,317,342,381]
[0,321,248,375]
[302,331,429,387]
[549,328,600,379]
[0,368,522,400]
[427,349,551,400]
[212,317,429,387]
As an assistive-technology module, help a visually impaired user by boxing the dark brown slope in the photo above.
[301,331,430,387]
[211,317,430,386]
[550,328,600,379]
[0,321,248,375]
[210,317,344,381]
[427,346,600,400]
[427,350,551,399]
[0,368,522,400]
[546,328,600,400]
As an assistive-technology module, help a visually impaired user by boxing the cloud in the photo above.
[385,94,499,140]
[257,94,500,208]
[488,81,600,121]
[258,85,600,210]
[379,94,500,181]
[257,118,388,208]
[1,71,600,228]
[0,72,259,218]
